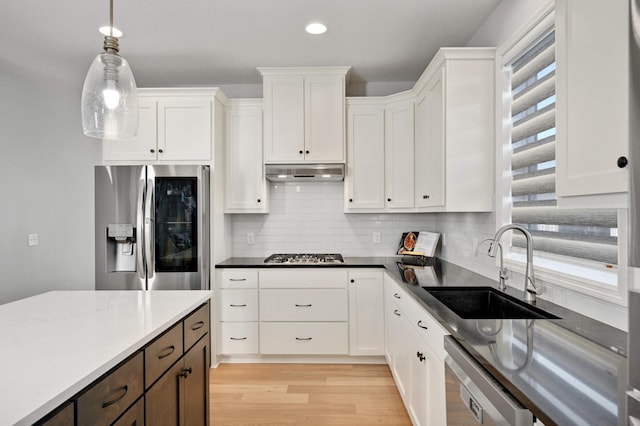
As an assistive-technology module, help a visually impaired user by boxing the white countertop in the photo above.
[0,290,212,426]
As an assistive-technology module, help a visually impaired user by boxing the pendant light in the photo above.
[81,0,138,140]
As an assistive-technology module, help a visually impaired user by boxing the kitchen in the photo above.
[0,0,636,425]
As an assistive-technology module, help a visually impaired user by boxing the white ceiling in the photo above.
[0,0,501,95]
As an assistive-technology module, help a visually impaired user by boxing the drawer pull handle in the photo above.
[179,367,193,379]
[393,293,401,299]
[230,337,247,341]
[393,309,401,316]
[229,278,247,282]
[295,304,312,307]
[158,345,176,360]
[229,304,247,307]
[190,321,205,331]
[417,320,428,330]
[102,385,128,408]
[296,337,313,341]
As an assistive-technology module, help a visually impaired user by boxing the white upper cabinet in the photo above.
[345,99,386,210]
[555,0,629,207]
[225,99,268,213]
[103,88,223,164]
[385,94,415,209]
[259,67,350,164]
[414,73,445,209]
[413,48,496,212]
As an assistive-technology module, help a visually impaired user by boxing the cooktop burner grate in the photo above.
[263,253,344,264]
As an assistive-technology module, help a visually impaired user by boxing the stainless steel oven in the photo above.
[444,336,533,425]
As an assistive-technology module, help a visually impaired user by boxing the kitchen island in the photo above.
[0,290,212,425]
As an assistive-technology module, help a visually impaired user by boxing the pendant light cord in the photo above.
[110,0,114,37]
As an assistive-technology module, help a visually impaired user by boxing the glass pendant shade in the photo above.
[81,52,139,140]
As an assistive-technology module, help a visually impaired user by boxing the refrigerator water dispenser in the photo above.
[106,224,136,272]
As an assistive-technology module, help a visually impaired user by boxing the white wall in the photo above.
[0,68,100,304]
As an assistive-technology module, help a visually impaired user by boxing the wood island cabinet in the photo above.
[35,301,211,426]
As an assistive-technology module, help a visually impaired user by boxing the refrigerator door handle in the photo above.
[144,173,155,285]
[136,178,146,282]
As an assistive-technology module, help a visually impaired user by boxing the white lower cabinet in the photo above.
[259,322,349,355]
[219,322,259,355]
[216,268,386,359]
[348,270,385,356]
[384,274,448,426]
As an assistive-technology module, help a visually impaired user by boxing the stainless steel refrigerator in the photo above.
[95,165,210,291]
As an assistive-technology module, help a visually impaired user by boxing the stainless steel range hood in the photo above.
[265,164,345,182]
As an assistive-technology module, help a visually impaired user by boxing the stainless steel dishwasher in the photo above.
[444,336,534,425]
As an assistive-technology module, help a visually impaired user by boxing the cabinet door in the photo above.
[385,98,415,209]
[415,72,445,208]
[304,75,345,162]
[225,102,268,212]
[348,270,385,356]
[158,98,212,161]
[146,359,183,426]
[103,98,158,162]
[556,0,628,199]
[183,337,210,426]
[408,326,429,426]
[346,103,385,210]
[263,75,305,162]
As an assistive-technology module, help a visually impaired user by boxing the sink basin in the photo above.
[423,286,560,320]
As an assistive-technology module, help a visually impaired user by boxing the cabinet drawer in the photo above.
[145,322,184,389]
[404,292,449,364]
[36,401,74,426]
[112,396,144,426]
[259,289,348,321]
[260,322,348,354]
[184,302,210,351]
[76,352,144,426]
[219,322,259,354]
[220,269,259,288]
[259,269,347,288]
[219,289,258,321]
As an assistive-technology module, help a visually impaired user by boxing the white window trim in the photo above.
[495,0,628,306]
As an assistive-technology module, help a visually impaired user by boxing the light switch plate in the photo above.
[28,233,38,247]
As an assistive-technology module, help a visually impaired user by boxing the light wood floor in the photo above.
[210,363,412,425]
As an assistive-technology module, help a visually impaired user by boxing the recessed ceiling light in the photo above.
[99,26,123,37]
[306,23,327,35]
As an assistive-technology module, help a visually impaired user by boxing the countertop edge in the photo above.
[8,290,213,426]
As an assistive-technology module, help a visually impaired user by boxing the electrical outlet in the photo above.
[373,232,381,244]
[246,232,255,245]
[28,233,38,247]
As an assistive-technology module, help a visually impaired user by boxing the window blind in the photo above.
[508,30,618,265]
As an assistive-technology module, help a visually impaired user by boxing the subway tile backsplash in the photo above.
[231,182,436,257]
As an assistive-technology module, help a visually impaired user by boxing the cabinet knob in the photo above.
[257,199,261,203]
[150,149,155,153]
[158,149,163,154]
[617,156,628,168]
[299,150,304,154]
[179,367,193,378]
[387,198,392,202]
[417,352,425,362]
[349,198,353,203]
[423,195,430,199]
[350,279,355,283]
[305,150,310,154]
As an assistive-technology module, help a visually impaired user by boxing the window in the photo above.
[498,6,624,302]
[508,30,618,267]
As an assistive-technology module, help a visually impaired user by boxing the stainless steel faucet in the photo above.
[488,224,539,302]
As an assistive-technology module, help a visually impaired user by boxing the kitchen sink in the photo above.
[423,286,560,320]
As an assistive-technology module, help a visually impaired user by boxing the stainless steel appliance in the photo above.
[95,165,210,291]
[263,253,344,264]
[444,336,533,426]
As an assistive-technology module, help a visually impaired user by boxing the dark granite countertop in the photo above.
[215,256,628,425]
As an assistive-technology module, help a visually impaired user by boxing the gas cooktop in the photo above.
[263,253,345,264]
